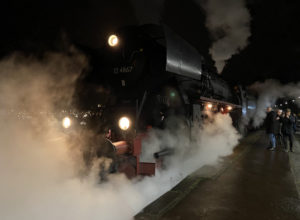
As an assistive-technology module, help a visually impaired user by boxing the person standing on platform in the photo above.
[274,109,283,148]
[265,107,276,151]
[281,109,295,152]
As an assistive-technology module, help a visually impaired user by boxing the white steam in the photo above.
[0,52,240,220]
[141,114,240,175]
[249,79,300,127]
[195,0,251,73]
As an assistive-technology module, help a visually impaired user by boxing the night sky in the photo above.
[0,0,299,85]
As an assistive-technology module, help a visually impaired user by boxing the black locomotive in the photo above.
[73,24,256,178]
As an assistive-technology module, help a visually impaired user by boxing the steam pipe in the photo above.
[153,148,174,159]
[135,91,147,128]
[112,141,130,155]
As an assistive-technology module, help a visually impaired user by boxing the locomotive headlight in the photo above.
[118,117,130,131]
[108,35,119,47]
[62,117,71,129]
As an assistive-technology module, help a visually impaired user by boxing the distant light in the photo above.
[62,117,71,129]
[292,100,295,102]
[207,103,213,109]
[227,106,233,111]
[285,101,288,105]
[247,105,255,109]
[280,104,282,106]
[242,107,247,115]
[170,92,176,97]
[80,121,87,126]
[108,35,119,47]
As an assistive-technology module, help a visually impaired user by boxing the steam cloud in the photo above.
[0,51,240,220]
[249,79,300,127]
[130,0,165,24]
[141,114,240,175]
[195,0,251,73]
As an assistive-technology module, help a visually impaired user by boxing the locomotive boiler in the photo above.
[72,24,255,178]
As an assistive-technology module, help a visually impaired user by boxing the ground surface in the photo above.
[160,131,300,220]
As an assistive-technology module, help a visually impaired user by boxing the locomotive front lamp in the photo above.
[119,117,130,131]
[62,117,72,129]
[108,34,119,47]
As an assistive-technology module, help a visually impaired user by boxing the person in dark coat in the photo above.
[281,109,294,152]
[274,109,283,148]
[265,107,276,150]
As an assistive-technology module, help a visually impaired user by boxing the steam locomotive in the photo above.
[70,24,256,178]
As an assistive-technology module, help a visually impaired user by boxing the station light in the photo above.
[227,106,233,111]
[108,35,119,47]
[206,103,213,109]
[62,117,71,129]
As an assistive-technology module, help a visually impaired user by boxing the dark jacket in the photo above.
[265,111,276,134]
[281,115,295,135]
[273,115,282,135]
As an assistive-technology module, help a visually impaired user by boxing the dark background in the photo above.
[0,0,299,85]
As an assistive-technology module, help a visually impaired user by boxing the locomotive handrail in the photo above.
[135,91,148,128]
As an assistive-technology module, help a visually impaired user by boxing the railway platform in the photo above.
[136,131,300,220]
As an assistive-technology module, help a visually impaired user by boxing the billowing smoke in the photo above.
[249,79,300,127]
[130,0,165,24]
[195,0,251,73]
[141,114,240,175]
[0,51,240,220]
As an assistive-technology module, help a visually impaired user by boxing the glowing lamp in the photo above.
[227,106,233,111]
[108,35,119,47]
[118,117,130,131]
[62,117,71,129]
[206,103,213,109]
